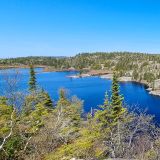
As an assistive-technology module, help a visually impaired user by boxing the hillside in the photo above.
[1,52,160,94]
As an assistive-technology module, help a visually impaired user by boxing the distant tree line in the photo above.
[1,52,160,82]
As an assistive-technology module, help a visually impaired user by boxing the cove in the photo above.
[1,68,160,123]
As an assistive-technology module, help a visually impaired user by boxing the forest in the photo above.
[1,52,160,83]
[0,65,160,160]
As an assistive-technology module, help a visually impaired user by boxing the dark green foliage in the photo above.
[42,91,53,109]
[29,65,37,91]
[57,88,70,106]
[1,52,158,71]
[144,72,155,83]
[4,135,23,159]
[2,52,160,83]
[140,61,149,69]
[111,73,125,121]
[132,70,139,80]
[95,92,112,129]
[0,96,8,105]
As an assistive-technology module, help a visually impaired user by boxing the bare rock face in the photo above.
[149,79,160,96]
[119,76,132,82]
[149,90,160,96]
[153,79,160,90]
[100,74,113,79]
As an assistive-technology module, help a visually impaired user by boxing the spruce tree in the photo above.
[29,65,37,91]
[36,89,53,109]
[43,92,53,109]
[57,89,70,106]
[103,92,110,110]
[111,73,125,122]
[95,92,111,129]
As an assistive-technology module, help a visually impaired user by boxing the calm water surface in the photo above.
[1,68,160,122]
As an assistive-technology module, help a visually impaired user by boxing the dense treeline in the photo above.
[1,52,160,68]
[1,67,160,160]
[1,52,160,83]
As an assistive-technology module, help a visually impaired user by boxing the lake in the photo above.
[1,68,160,122]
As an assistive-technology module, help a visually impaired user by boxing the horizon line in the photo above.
[1,51,160,59]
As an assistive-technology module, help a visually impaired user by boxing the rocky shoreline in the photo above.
[67,72,160,97]
[1,66,160,97]
[102,75,160,96]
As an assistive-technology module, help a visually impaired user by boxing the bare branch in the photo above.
[0,108,15,150]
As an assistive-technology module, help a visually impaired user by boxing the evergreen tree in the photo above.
[102,92,110,110]
[29,65,37,91]
[111,73,125,122]
[57,89,70,106]
[132,70,139,80]
[43,91,53,109]
[0,97,13,137]
[95,92,111,129]
[0,96,8,105]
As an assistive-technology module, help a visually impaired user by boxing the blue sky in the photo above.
[0,0,160,58]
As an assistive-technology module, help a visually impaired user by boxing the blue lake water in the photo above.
[1,68,160,122]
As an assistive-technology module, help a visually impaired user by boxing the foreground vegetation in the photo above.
[1,66,160,160]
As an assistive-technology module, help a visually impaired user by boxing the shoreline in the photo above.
[68,73,160,97]
[0,65,46,70]
[1,66,160,97]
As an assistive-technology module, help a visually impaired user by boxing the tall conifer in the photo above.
[57,89,70,106]
[43,92,53,109]
[111,73,125,122]
[29,65,37,91]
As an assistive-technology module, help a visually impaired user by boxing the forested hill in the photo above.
[0,56,68,66]
[1,52,160,69]
[1,52,160,81]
